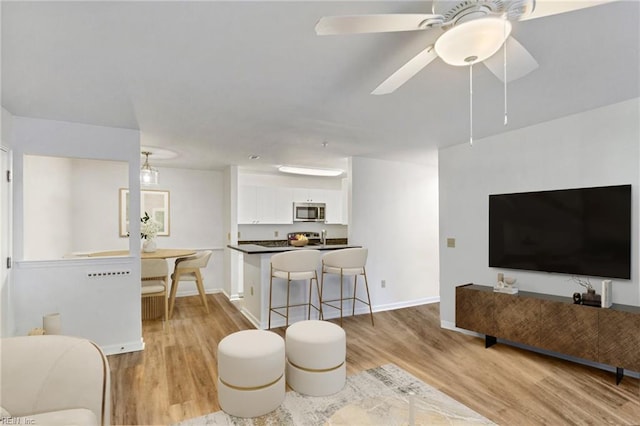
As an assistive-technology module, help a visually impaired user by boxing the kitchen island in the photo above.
[228,243,360,329]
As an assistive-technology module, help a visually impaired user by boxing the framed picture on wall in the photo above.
[119,188,170,237]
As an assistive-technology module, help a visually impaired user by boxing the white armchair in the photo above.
[0,335,111,425]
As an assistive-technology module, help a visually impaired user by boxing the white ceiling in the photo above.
[2,1,639,173]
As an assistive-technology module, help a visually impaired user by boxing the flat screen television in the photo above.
[489,184,631,279]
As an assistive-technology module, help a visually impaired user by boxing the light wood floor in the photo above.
[108,293,640,425]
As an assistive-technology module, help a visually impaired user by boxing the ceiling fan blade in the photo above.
[315,14,443,35]
[483,37,539,83]
[520,0,619,21]
[371,45,438,95]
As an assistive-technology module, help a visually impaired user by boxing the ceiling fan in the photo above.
[315,0,617,95]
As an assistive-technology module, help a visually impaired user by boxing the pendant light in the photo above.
[140,151,159,186]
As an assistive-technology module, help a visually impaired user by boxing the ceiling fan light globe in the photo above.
[435,17,512,66]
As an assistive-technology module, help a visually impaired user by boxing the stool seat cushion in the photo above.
[218,330,285,388]
[323,266,363,276]
[286,320,345,370]
[141,280,166,294]
[272,270,316,280]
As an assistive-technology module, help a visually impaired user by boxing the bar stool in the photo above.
[268,249,322,329]
[320,247,374,326]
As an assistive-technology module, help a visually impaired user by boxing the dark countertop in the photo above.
[227,243,360,254]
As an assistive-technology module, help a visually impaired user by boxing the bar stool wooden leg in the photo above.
[362,268,374,326]
[268,266,274,329]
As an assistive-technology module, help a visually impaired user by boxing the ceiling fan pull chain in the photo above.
[469,63,473,146]
[503,19,508,126]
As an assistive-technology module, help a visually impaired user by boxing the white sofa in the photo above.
[0,335,111,425]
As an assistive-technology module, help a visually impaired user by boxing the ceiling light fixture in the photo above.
[278,165,343,177]
[434,17,512,66]
[140,151,159,186]
[434,17,512,145]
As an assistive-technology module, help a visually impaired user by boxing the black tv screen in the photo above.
[489,185,631,279]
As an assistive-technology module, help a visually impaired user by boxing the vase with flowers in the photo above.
[140,212,160,253]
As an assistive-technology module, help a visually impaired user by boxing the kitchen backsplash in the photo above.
[237,223,347,241]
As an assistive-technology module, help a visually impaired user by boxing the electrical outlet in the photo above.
[274,231,279,237]
[250,286,254,296]
[447,238,456,248]
[238,231,241,239]
[381,280,386,288]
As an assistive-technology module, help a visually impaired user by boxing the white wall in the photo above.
[147,166,225,297]
[349,155,440,311]
[11,116,143,354]
[22,156,129,260]
[439,98,640,327]
[1,108,15,338]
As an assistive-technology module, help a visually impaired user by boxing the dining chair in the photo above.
[168,250,213,318]
[320,247,374,326]
[141,258,169,321]
[268,249,322,329]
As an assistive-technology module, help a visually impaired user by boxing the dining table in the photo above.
[88,248,197,259]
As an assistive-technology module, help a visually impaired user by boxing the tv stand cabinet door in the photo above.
[493,293,541,347]
[539,300,598,362]
[456,285,495,336]
[598,309,640,372]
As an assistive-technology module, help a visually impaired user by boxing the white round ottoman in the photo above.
[285,320,346,396]
[217,330,285,418]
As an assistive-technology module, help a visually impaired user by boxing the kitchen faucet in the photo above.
[321,229,327,245]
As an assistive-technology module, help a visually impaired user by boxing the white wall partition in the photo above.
[438,98,640,328]
[349,155,440,311]
[11,116,142,354]
[1,108,15,338]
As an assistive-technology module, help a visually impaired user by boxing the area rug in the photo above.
[177,364,495,425]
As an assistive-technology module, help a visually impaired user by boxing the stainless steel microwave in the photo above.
[293,202,326,222]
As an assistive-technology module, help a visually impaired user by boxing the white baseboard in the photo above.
[101,338,145,356]
[239,307,261,329]
[239,297,441,329]
[175,288,222,298]
[373,296,440,313]
[440,320,483,337]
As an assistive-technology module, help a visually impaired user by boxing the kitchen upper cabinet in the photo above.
[292,188,328,203]
[292,187,345,224]
[323,189,344,224]
[238,185,293,224]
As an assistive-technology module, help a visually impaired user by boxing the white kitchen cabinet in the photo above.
[292,187,345,224]
[292,188,329,203]
[323,189,343,224]
[239,185,293,224]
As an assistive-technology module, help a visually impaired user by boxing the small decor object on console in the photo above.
[493,276,518,294]
[572,292,582,304]
[581,287,601,307]
[601,280,612,308]
[572,276,601,307]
